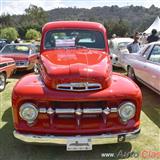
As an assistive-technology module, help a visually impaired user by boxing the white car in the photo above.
[109,38,133,67]
[123,41,160,95]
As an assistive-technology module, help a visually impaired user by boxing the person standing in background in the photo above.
[127,34,141,53]
[140,33,148,45]
[147,29,159,43]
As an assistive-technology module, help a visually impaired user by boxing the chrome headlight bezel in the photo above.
[19,103,38,123]
[118,102,136,121]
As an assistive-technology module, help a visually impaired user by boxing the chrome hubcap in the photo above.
[0,74,5,90]
[34,64,39,74]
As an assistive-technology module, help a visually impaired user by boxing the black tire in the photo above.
[0,73,6,92]
[127,66,136,81]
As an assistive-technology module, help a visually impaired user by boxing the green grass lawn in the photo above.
[0,71,159,160]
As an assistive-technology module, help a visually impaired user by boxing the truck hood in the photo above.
[40,48,112,89]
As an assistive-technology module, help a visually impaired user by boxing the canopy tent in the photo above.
[143,16,160,34]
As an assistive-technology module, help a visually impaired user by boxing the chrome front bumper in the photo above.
[13,128,140,145]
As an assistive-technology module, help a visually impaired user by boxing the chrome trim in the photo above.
[19,103,38,123]
[47,108,54,114]
[56,82,102,91]
[118,102,136,121]
[55,108,75,114]
[83,108,102,114]
[13,128,140,145]
[75,108,82,115]
[39,107,118,115]
[39,108,47,113]
[110,108,118,113]
[103,107,110,114]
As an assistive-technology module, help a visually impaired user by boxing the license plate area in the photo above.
[67,138,92,151]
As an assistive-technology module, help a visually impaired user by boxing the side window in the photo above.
[148,45,160,63]
[141,45,151,58]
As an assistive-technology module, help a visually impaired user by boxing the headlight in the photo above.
[19,103,38,123]
[118,102,136,121]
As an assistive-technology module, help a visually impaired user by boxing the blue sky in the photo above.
[0,0,159,15]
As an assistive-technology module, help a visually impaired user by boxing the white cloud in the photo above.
[0,0,160,15]
[0,0,64,15]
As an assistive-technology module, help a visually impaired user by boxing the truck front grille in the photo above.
[16,61,28,66]
[56,82,102,91]
[38,101,118,128]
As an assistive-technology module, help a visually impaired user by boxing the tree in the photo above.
[113,19,130,37]
[24,5,48,29]
[0,14,12,27]
[25,29,41,40]
[104,19,130,38]
[0,27,19,41]
[16,5,48,38]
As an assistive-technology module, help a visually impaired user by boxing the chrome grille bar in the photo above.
[83,108,103,114]
[56,82,102,91]
[38,107,118,114]
[55,108,75,114]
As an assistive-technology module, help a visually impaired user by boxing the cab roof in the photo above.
[42,21,106,33]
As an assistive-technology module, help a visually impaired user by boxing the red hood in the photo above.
[0,56,15,63]
[40,48,112,89]
[0,53,29,61]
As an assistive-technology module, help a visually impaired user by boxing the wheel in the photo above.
[127,66,136,80]
[0,73,6,92]
[33,64,39,74]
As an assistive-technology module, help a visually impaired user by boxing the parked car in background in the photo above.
[0,57,15,91]
[109,38,133,67]
[12,21,142,151]
[123,41,160,95]
[0,44,39,72]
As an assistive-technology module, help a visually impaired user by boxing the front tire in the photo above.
[127,66,136,81]
[0,73,6,92]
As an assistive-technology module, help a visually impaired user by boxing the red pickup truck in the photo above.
[12,21,142,151]
[0,57,15,91]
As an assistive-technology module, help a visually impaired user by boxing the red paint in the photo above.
[12,21,142,137]
[0,56,15,78]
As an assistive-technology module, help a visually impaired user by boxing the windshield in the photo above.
[0,45,30,54]
[44,29,105,50]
